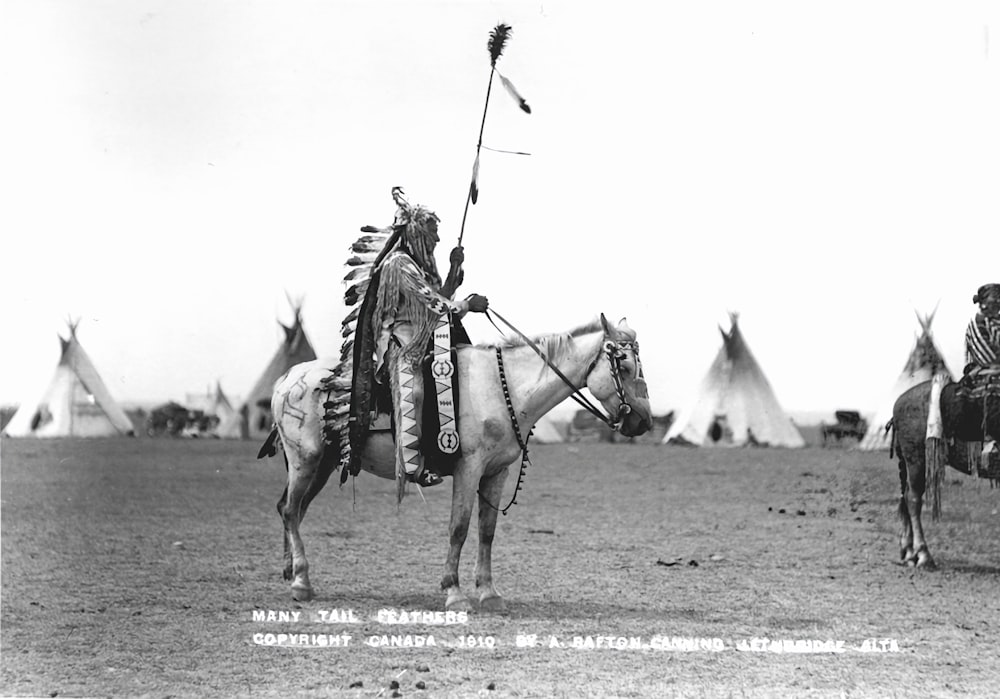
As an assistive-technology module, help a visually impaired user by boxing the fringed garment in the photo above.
[322,233,470,485]
[374,250,453,366]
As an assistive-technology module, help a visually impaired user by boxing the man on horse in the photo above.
[962,283,1000,455]
[369,188,489,488]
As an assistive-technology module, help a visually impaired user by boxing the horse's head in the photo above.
[586,314,653,438]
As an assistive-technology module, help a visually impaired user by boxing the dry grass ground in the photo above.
[2,437,1000,698]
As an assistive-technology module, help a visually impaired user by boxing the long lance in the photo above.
[457,24,530,248]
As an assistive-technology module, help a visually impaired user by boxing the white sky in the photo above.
[1,0,997,420]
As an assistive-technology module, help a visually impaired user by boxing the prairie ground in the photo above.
[2,437,999,698]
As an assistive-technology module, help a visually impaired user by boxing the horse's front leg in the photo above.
[442,466,478,612]
[475,466,510,613]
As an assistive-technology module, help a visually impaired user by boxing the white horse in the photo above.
[261,314,652,611]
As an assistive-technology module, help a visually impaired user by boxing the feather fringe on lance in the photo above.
[470,154,480,205]
[496,70,531,114]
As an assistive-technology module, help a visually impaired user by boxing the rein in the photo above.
[477,309,642,515]
[484,309,633,429]
[479,347,530,515]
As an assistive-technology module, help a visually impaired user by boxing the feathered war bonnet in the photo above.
[367,187,445,360]
[391,188,441,285]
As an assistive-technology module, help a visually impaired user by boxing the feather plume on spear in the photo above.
[457,23,531,246]
[488,23,511,66]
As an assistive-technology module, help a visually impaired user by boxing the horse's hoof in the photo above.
[479,595,507,614]
[916,553,936,569]
[291,584,314,602]
[445,596,473,613]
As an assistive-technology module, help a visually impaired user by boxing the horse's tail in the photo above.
[257,426,281,460]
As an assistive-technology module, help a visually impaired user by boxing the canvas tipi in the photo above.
[531,413,571,444]
[859,311,951,450]
[2,321,134,437]
[217,302,317,440]
[663,313,804,448]
[185,381,236,431]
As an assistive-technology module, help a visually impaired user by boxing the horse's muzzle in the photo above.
[619,409,652,437]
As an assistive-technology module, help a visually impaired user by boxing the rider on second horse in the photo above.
[371,189,489,488]
[962,283,1000,455]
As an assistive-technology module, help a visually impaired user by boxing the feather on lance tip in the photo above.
[488,24,512,66]
[470,154,480,204]
[497,71,531,114]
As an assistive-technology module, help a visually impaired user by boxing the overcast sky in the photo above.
[1,0,997,420]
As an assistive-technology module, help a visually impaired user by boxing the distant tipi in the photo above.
[531,413,571,444]
[859,311,951,450]
[663,313,805,448]
[2,320,134,438]
[217,301,317,440]
[185,380,236,430]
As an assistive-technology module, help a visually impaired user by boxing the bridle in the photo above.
[479,309,646,515]
[486,309,646,432]
[599,336,648,430]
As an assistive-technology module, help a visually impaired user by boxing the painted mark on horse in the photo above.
[274,371,311,429]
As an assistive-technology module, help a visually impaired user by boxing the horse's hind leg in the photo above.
[277,485,292,581]
[898,442,935,568]
[474,466,510,613]
[279,440,335,601]
[277,453,337,585]
[897,457,914,564]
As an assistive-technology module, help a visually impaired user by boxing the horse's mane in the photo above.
[474,318,604,354]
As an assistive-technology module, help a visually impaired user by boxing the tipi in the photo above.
[859,311,951,450]
[2,320,135,438]
[531,413,571,444]
[217,302,317,440]
[185,380,236,430]
[663,313,804,448]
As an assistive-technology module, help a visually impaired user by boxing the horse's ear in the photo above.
[617,317,628,328]
[600,313,612,336]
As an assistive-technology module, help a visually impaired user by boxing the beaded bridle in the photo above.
[480,311,647,514]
